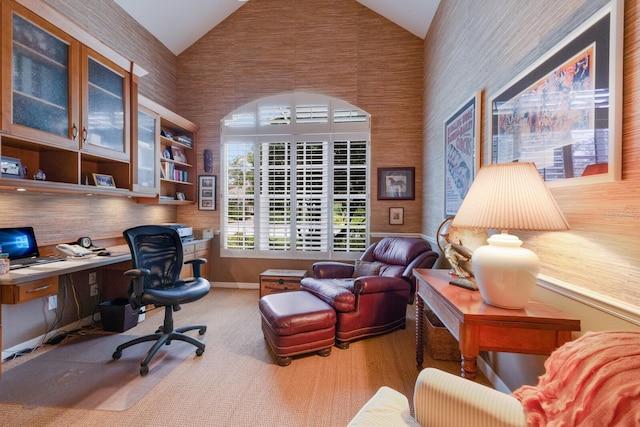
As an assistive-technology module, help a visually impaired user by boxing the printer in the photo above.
[162,223,194,242]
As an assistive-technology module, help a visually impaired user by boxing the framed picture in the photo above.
[92,173,115,187]
[1,156,25,178]
[389,207,404,225]
[490,0,623,187]
[377,167,415,200]
[171,146,188,163]
[198,175,216,211]
[444,92,481,216]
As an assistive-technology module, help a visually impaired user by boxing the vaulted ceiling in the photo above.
[113,0,440,55]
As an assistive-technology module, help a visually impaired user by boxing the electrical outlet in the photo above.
[88,271,97,285]
[48,295,57,310]
[90,283,99,297]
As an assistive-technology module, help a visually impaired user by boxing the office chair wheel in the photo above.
[112,350,122,360]
[198,326,207,335]
[196,347,205,356]
[140,364,149,376]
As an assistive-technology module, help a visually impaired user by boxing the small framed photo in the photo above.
[92,173,116,187]
[198,175,216,211]
[176,192,185,201]
[171,146,188,163]
[389,207,404,225]
[378,167,415,200]
[1,156,25,178]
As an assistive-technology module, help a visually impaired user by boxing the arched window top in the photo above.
[222,92,370,135]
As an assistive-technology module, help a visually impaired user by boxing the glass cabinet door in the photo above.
[84,56,127,157]
[11,13,71,140]
[134,108,159,193]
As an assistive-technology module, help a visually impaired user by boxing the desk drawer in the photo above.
[1,277,59,304]
[183,243,195,256]
[195,241,209,252]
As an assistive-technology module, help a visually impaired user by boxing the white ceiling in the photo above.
[113,0,440,55]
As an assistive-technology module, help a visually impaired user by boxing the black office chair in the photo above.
[112,225,211,375]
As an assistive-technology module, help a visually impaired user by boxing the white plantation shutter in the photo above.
[333,137,368,252]
[222,92,370,258]
[295,138,329,251]
[223,141,255,250]
[258,139,291,250]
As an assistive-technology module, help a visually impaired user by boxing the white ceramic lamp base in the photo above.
[471,232,540,309]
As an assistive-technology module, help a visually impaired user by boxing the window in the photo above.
[222,93,370,259]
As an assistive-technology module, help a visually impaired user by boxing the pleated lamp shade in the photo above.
[452,162,569,232]
[451,162,569,309]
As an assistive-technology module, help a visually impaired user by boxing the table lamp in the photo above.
[451,162,569,309]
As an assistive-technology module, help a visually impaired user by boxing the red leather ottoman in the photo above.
[259,291,336,366]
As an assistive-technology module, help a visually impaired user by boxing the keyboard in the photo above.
[9,256,66,270]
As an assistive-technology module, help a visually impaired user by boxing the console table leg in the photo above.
[416,297,425,370]
[460,355,477,379]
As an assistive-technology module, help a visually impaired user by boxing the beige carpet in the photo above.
[0,333,195,411]
[0,288,489,426]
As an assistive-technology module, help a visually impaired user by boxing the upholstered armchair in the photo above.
[300,237,438,348]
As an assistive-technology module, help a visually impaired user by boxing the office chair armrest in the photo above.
[125,268,150,308]
[185,257,207,278]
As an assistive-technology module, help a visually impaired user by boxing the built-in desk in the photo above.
[0,238,211,375]
[0,245,132,302]
[0,245,132,377]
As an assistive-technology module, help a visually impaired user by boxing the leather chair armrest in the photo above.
[413,368,527,427]
[402,250,439,280]
[356,275,409,295]
[312,261,355,278]
[300,277,356,312]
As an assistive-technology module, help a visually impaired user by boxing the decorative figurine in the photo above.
[33,169,46,181]
[204,149,213,173]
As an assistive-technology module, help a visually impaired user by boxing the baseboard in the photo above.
[477,356,510,393]
[211,281,258,290]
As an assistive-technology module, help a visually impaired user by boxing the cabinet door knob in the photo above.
[278,278,284,285]
[72,124,78,140]
[82,127,88,142]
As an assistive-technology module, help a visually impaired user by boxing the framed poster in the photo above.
[377,168,415,200]
[444,92,481,216]
[198,175,216,210]
[490,0,623,186]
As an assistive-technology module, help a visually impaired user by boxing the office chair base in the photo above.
[112,324,207,376]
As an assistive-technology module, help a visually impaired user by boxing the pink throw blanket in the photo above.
[512,331,640,426]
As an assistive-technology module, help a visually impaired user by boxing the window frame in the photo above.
[221,93,371,260]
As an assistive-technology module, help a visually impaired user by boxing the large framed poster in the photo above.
[490,0,623,186]
[444,92,481,216]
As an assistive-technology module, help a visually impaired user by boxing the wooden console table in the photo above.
[414,269,580,379]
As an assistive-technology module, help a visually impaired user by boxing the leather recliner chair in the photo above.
[300,237,439,349]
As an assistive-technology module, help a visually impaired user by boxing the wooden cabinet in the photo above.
[2,2,78,147]
[137,95,198,205]
[259,269,308,298]
[132,105,160,194]
[0,0,144,195]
